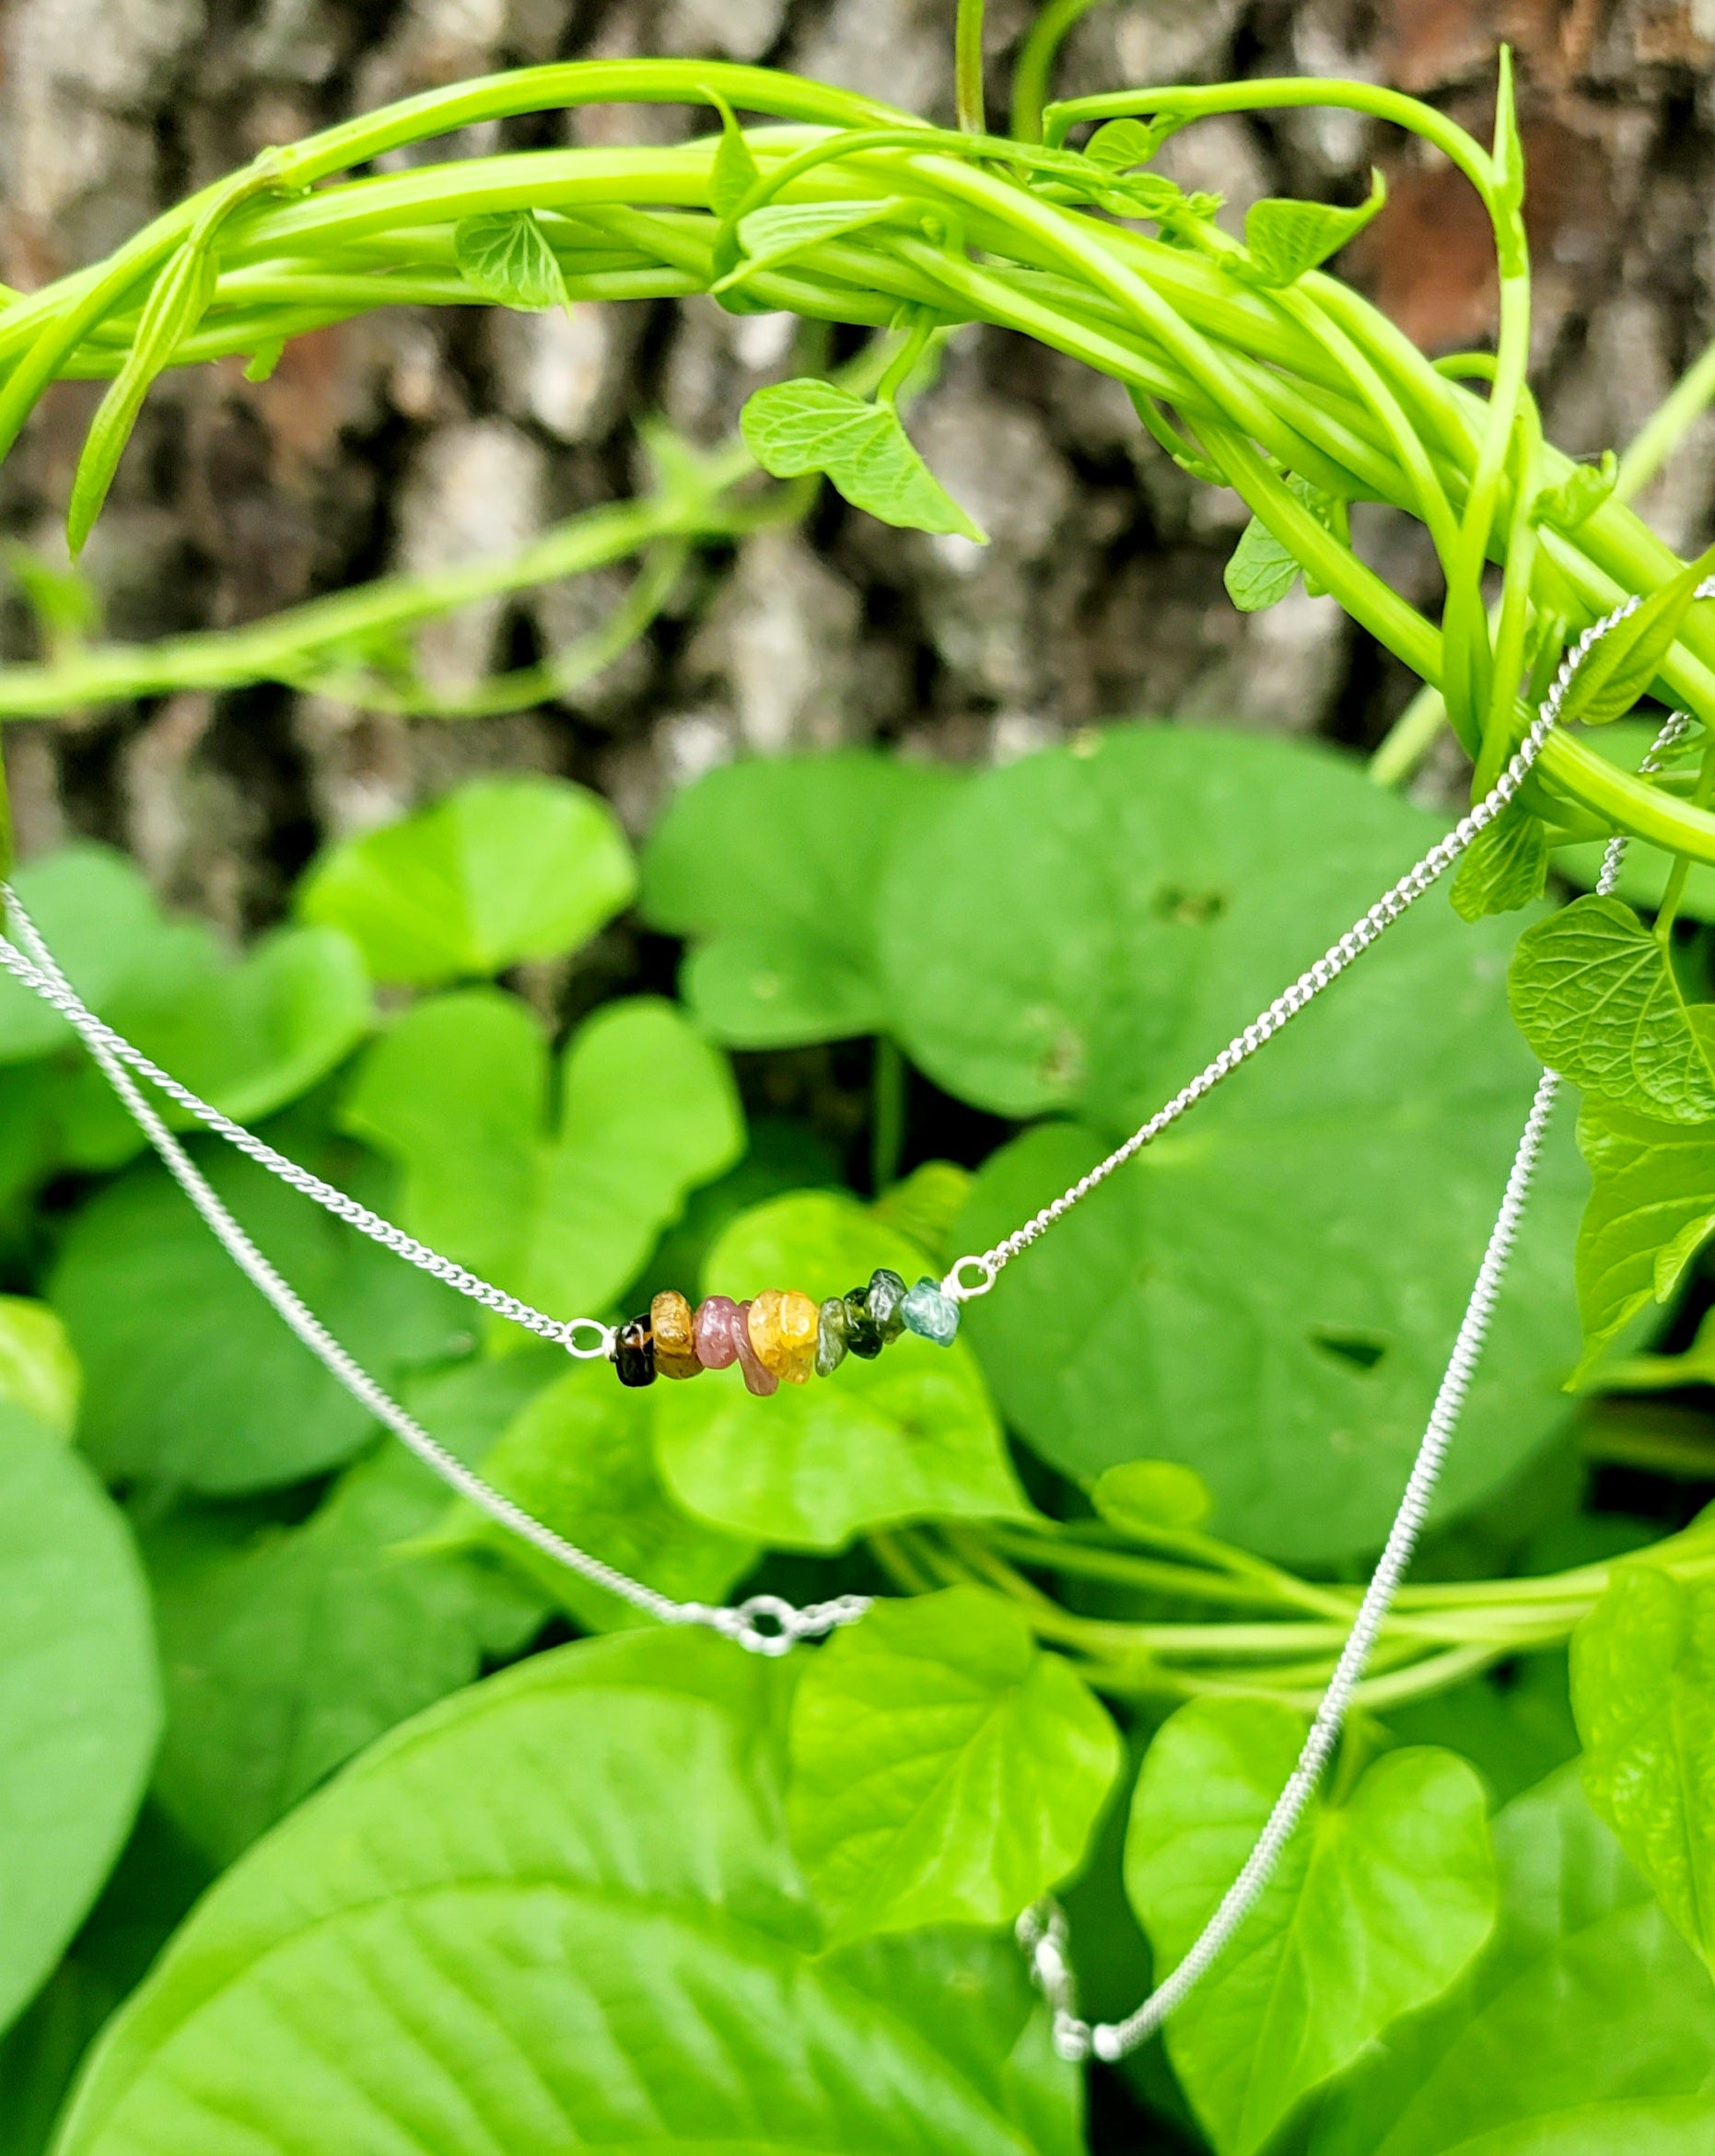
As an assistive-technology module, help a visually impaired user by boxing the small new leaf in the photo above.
[1573,1101,1715,1377]
[1511,892,1715,1122]
[1240,170,1385,288]
[707,89,760,216]
[1534,449,1616,533]
[67,240,217,557]
[1085,117,1165,171]
[452,211,568,312]
[1561,542,1715,726]
[1224,474,1339,612]
[712,201,896,293]
[1450,799,1549,920]
[741,379,986,542]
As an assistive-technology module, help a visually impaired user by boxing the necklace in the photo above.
[0,594,1682,2059]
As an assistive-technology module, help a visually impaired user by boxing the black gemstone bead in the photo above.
[867,1268,909,1344]
[615,1314,656,1387]
[842,1286,885,1359]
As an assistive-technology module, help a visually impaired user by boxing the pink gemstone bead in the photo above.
[694,1295,744,1369]
[731,1301,778,1397]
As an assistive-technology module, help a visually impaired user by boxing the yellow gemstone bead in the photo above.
[748,1288,820,1384]
[650,1289,702,1380]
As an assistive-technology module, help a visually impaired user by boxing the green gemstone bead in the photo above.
[901,1276,960,1346]
[842,1286,884,1359]
[816,1297,849,1377]
[867,1267,909,1344]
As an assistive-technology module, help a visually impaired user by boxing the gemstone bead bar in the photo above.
[611,1269,959,1388]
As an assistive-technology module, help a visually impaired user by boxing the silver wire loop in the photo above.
[943,1253,999,1299]
[564,1317,618,1359]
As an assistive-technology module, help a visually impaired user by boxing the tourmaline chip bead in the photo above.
[749,1288,819,1383]
[614,1313,655,1388]
[651,1289,702,1380]
[901,1276,960,1346]
[816,1297,849,1376]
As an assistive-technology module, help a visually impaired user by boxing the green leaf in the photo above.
[707,89,761,216]
[641,752,963,1046]
[741,379,987,542]
[451,209,568,310]
[1092,1459,1213,1533]
[0,1297,78,1439]
[653,1189,1032,1548]
[52,1131,469,1494]
[883,728,1584,1561]
[1224,473,1340,611]
[1571,1101,1715,1374]
[1125,1697,1496,2156]
[1084,118,1164,170]
[0,1413,159,2036]
[0,845,370,1171]
[53,1631,1079,2156]
[1240,171,1385,288]
[68,241,216,557]
[1450,800,1550,921]
[344,989,742,1325]
[1510,893,1715,1121]
[146,1446,543,1868]
[297,775,636,987]
[1570,1531,1715,1974]
[871,1159,975,1267]
[447,1360,756,1631]
[713,201,898,291]
[1560,543,1715,726]
[787,1587,1120,1941]
[1308,1766,1715,2156]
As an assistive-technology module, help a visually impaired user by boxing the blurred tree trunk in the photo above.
[0,0,1709,934]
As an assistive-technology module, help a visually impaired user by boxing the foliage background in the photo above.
[2,0,1713,917]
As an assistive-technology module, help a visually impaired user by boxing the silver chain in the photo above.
[0,591,1697,2045]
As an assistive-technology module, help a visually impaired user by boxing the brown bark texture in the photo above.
[0,0,1711,934]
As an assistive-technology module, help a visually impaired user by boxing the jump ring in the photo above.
[944,1253,999,1301]
[564,1317,616,1360]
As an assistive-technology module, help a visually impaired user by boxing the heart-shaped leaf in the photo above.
[884,728,1584,1561]
[1511,894,1715,1121]
[448,1360,757,1631]
[452,210,569,311]
[297,775,636,987]
[1126,1697,1496,2156]
[1570,1528,1715,1974]
[0,845,370,1171]
[0,1412,160,2036]
[343,989,743,1325]
[1239,171,1385,287]
[1451,799,1550,921]
[641,752,963,1046]
[787,1586,1120,1941]
[1571,1101,1715,1375]
[146,1443,544,1867]
[52,1126,470,1494]
[1308,1766,1715,2156]
[651,1190,1032,1549]
[1225,475,1340,611]
[742,380,987,542]
[53,1631,1079,2156]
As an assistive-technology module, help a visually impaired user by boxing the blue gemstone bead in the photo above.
[900,1276,960,1346]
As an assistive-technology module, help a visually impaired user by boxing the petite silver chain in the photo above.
[0,590,1696,2048]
